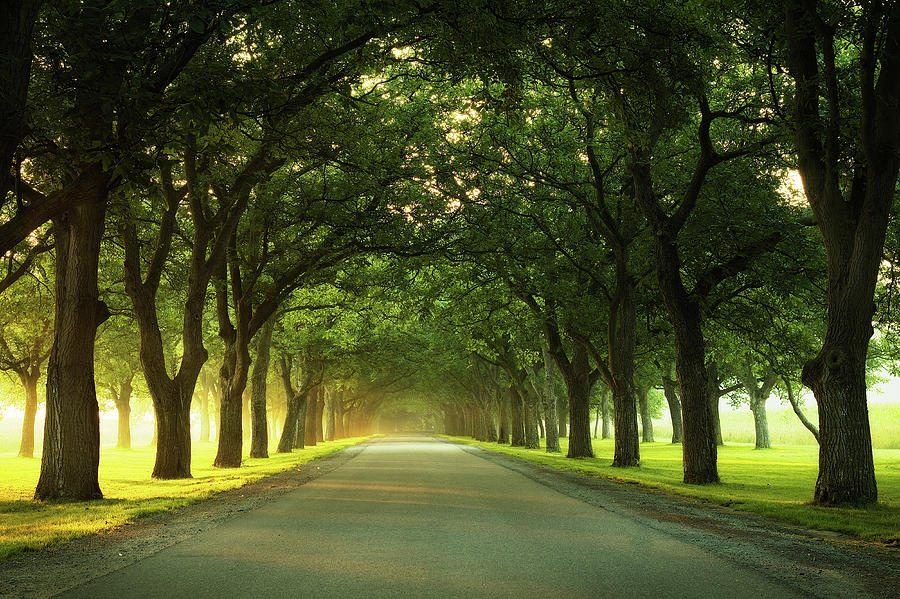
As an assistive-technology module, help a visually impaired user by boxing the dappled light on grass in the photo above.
[0,437,368,560]
[448,436,900,543]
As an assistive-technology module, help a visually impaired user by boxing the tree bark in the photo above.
[784,377,819,443]
[17,370,39,457]
[601,388,611,439]
[637,384,654,443]
[662,369,683,443]
[114,375,133,449]
[783,0,896,506]
[541,346,560,452]
[324,386,335,441]
[35,167,109,500]
[249,315,274,458]
[315,389,325,442]
[521,383,540,449]
[304,385,320,446]
[707,362,724,446]
[607,259,641,465]
[562,344,595,459]
[509,386,525,446]
[497,390,510,444]
[0,0,41,201]
[557,394,567,438]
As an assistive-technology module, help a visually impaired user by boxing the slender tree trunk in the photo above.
[784,377,819,443]
[509,386,525,446]
[315,389,325,442]
[557,394,567,438]
[541,347,560,452]
[304,385,319,446]
[35,167,108,500]
[249,315,274,458]
[593,402,600,439]
[498,390,510,444]
[242,387,251,441]
[707,362,724,446]
[114,376,133,449]
[662,370,683,443]
[522,384,540,449]
[637,384,654,443]
[293,398,308,450]
[324,386,335,441]
[17,370,39,457]
[601,389,611,439]
[750,396,770,449]
[198,386,210,442]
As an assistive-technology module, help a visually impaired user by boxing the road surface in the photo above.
[53,435,823,598]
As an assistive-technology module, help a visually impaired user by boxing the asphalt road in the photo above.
[54,435,816,599]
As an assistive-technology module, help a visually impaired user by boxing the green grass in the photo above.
[447,436,900,544]
[0,437,369,561]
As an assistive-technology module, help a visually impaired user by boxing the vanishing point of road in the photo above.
[47,435,898,598]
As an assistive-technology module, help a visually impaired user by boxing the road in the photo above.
[52,435,825,598]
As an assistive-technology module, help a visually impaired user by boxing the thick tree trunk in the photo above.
[608,262,640,466]
[637,384,654,443]
[0,0,40,201]
[562,345,595,459]
[153,395,192,477]
[541,347,560,452]
[214,338,251,468]
[509,386,525,446]
[35,168,108,500]
[662,370,683,443]
[17,371,39,457]
[249,316,274,459]
[804,339,876,504]
[114,376,133,449]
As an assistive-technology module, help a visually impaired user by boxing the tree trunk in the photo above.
[0,0,40,202]
[114,376,133,449]
[509,386,525,446]
[17,370,39,457]
[249,315,274,458]
[750,396,770,449]
[783,377,819,443]
[608,260,640,466]
[214,337,251,468]
[293,398,308,449]
[315,389,325,442]
[593,401,600,439]
[707,362,724,446]
[541,346,560,452]
[557,394,567,438]
[522,384,540,449]
[198,386,210,442]
[242,387,251,441]
[35,167,108,500]
[497,391,510,444]
[324,386,335,441]
[601,389,611,439]
[637,384,654,443]
[304,386,319,446]
[562,344,595,459]
[662,370,683,443]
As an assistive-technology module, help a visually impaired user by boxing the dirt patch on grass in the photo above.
[0,443,367,599]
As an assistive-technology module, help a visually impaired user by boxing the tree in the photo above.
[780,0,900,505]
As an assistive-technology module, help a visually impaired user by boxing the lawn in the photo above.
[0,437,369,560]
[446,436,900,544]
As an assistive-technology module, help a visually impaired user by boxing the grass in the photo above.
[446,435,900,544]
[0,437,369,561]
